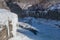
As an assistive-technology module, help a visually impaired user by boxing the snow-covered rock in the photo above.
[18,22,38,35]
[0,9,18,37]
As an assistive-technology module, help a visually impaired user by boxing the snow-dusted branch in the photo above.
[18,22,39,35]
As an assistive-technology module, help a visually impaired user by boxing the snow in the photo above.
[0,9,18,37]
[9,32,33,40]
[0,12,10,36]
[18,22,38,30]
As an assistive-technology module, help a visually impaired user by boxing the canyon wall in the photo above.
[0,0,60,9]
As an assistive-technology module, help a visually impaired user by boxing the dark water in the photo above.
[18,17,60,40]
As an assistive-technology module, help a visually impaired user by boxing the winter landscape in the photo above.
[0,0,60,40]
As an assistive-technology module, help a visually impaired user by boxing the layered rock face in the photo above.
[0,0,9,10]
[0,0,60,20]
[0,0,41,9]
[0,0,60,9]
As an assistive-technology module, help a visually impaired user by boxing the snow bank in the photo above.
[0,9,18,37]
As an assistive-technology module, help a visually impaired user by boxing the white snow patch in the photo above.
[0,9,18,37]
[9,32,33,40]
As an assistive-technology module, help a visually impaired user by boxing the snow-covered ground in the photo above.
[0,9,18,37]
[9,17,60,40]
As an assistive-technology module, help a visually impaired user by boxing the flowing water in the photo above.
[18,17,60,40]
